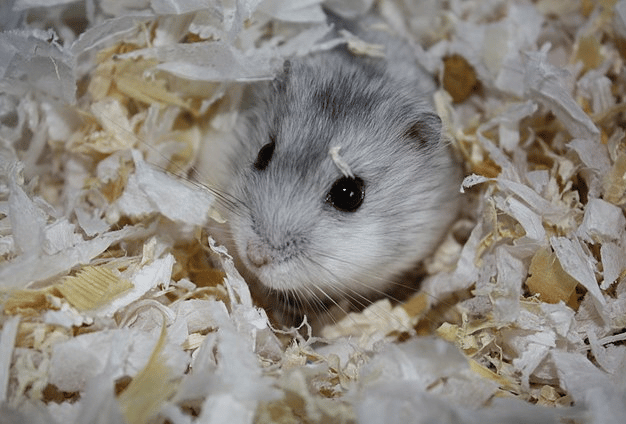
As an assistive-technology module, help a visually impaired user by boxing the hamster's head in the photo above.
[225,58,460,313]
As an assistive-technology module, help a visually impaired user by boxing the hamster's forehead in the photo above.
[237,51,440,213]
[257,59,416,170]
[273,57,390,132]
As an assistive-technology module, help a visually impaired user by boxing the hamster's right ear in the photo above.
[404,112,443,147]
[273,60,292,93]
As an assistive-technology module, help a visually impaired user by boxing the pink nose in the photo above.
[246,240,272,267]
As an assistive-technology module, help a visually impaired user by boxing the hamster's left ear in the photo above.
[273,59,292,93]
[282,59,291,75]
[404,112,442,146]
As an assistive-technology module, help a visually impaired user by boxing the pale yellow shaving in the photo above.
[118,317,176,424]
[603,152,626,205]
[469,359,521,394]
[58,266,133,311]
[525,247,579,308]
[115,72,192,110]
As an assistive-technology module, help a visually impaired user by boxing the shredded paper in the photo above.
[1,0,626,423]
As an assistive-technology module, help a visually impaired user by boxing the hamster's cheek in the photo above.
[305,222,395,291]
[227,211,389,297]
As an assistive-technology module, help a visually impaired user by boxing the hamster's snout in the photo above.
[245,234,302,268]
[246,239,272,267]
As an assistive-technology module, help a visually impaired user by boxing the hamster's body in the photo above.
[219,12,461,322]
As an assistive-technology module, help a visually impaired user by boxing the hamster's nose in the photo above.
[246,240,273,268]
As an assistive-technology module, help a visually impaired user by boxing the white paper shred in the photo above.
[460,174,490,192]
[209,237,254,309]
[578,198,626,243]
[276,22,338,57]
[601,242,626,290]
[567,138,611,174]
[578,72,615,115]
[496,101,538,152]
[354,339,470,424]
[74,207,110,237]
[101,253,176,317]
[129,42,278,82]
[0,224,148,288]
[71,15,154,62]
[166,240,281,424]
[151,0,223,15]
[0,316,20,403]
[497,178,569,222]
[587,331,626,376]
[258,0,326,23]
[550,236,605,310]
[353,337,575,424]
[357,338,468,387]
[552,350,626,424]
[195,330,278,424]
[42,218,84,255]
[44,303,92,328]
[6,162,45,255]
[523,47,600,142]
[329,146,355,178]
[491,5,544,96]
[112,150,214,227]
[12,0,78,11]
[0,29,75,102]
[492,246,525,322]
[71,372,127,424]
[495,196,545,241]
[616,0,626,38]
[325,0,375,19]
[0,222,145,287]
[49,327,189,393]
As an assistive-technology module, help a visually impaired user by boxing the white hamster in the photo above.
[218,12,461,321]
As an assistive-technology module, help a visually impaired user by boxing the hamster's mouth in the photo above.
[260,284,338,318]
[237,245,336,300]
[243,260,302,293]
[233,227,312,293]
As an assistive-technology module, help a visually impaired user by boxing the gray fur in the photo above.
[222,15,461,317]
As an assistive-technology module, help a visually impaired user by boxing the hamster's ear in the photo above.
[404,112,442,146]
[273,59,292,93]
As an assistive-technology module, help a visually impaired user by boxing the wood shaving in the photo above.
[1,0,626,423]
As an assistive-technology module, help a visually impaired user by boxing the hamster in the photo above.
[217,12,461,323]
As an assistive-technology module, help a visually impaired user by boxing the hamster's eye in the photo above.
[326,176,365,212]
[254,140,275,170]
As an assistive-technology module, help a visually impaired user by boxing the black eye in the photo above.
[326,176,365,212]
[254,139,275,170]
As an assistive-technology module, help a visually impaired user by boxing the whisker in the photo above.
[93,94,462,334]
[311,248,461,311]
[299,284,337,325]
[308,250,406,301]
[312,249,403,286]
[139,160,244,215]
[89,105,249,216]
[305,257,416,332]
[303,281,358,329]
[303,248,469,332]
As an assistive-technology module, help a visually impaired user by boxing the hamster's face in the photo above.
[226,59,460,310]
